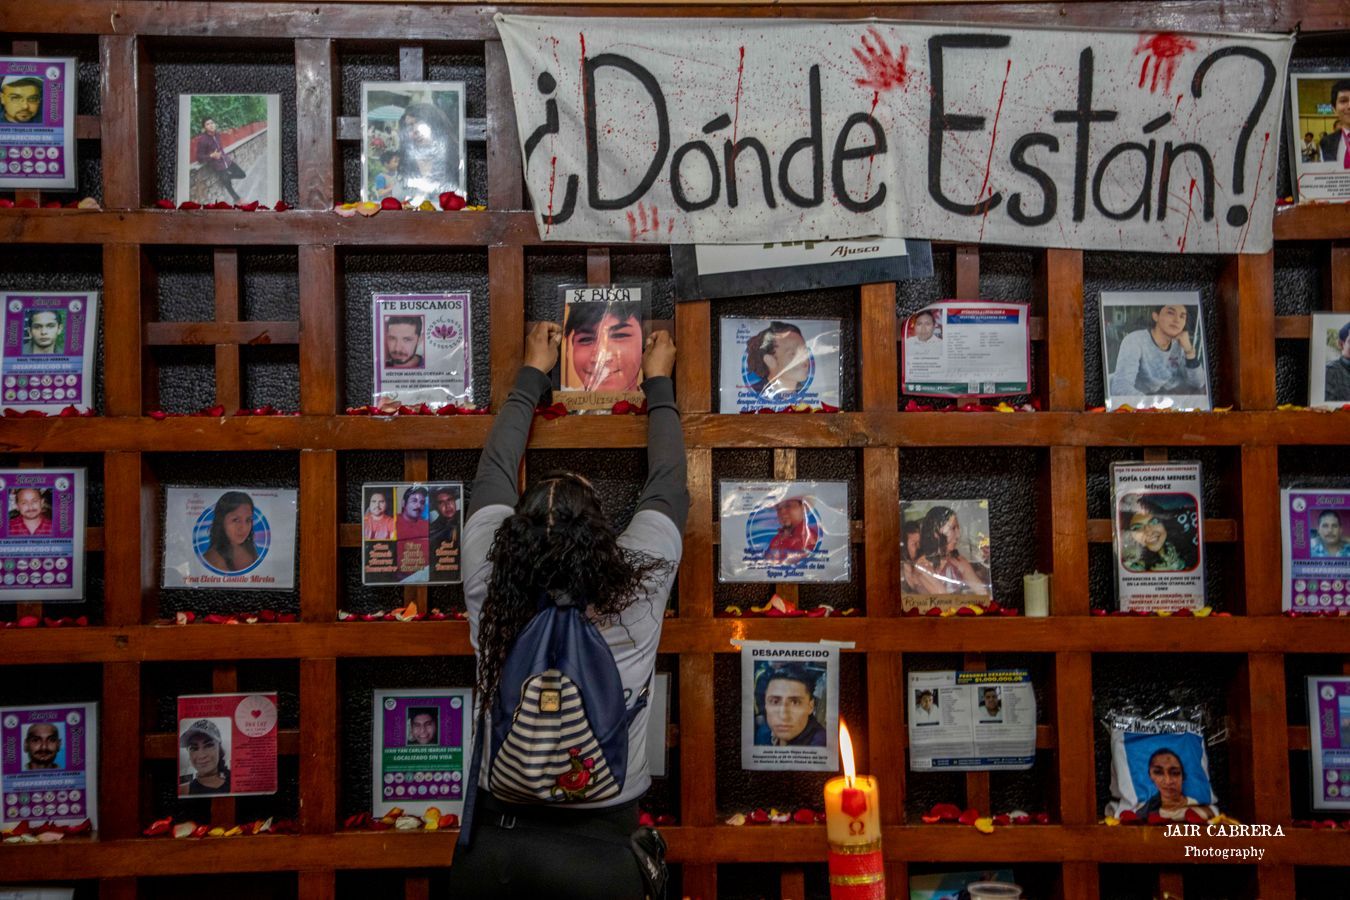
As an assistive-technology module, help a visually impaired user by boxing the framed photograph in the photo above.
[162,487,297,590]
[1308,312,1350,408]
[1,702,98,830]
[1287,72,1350,205]
[671,238,933,301]
[371,292,472,412]
[175,93,281,205]
[1,292,99,413]
[361,482,463,586]
[372,688,473,818]
[556,283,652,412]
[740,641,839,772]
[901,302,1030,398]
[718,317,841,413]
[718,481,851,583]
[1100,291,1210,411]
[177,693,278,797]
[361,81,466,206]
[1281,488,1350,613]
[1307,675,1350,811]
[0,57,77,190]
[900,498,992,613]
[1110,462,1205,612]
[0,467,85,602]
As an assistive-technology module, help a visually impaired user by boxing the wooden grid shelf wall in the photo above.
[1,2,1348,899]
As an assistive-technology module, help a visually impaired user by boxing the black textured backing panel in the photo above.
[712,449,862,615]
[712,652,866,817]
[1297,866,1350,899]
[709,288,859,412]
[1082,253,1223,409]
[150,452,300,618]
[525,248,586,324]
[896,246,955,316]
[340,248,491,410]
[0,245,105,413]
[611,248,678,321]
[900,447,1043,612]
[151,42,300,207]
[1273,245,1321,407]
[0,663,101,708]
[1091,654,1236,823]
[1279,445,1349,491]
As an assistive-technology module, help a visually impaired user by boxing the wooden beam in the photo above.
[213,248,242,412]
[488,244,526,410]
[295,39,338,210]
[298,244,339,415]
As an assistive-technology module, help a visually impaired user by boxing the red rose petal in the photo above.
[380,197,402,210]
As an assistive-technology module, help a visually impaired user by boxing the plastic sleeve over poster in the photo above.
[718,317,841,413]
[554,283,651,412]
[1307,675,1350,811]
[740,641,840,772]
[0,57,77,190]
[1282,488,1350,613]
[371,689,473,818]
[177,693,279,798]
[371,293,473,412]
[1110,462,1206,612]
[1286,73,1350,206]
[0,292,99,413]
[907,670,1035,771]
[0,467,85,602]
[1,702,98,830]
[900,498,993,613]
[719,481,851,583]
[162,487,298,590]
[361,483,463,586]
[901,302,1029,398]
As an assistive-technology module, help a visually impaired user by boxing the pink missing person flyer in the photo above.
[1,703,98,830]
[0,57,77,191]
[177,693,279,798]
[2,292,99,413]
[0,467,85,602]
[1282,488,1350,613]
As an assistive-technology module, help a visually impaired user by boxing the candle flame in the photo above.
[840,719,855,785]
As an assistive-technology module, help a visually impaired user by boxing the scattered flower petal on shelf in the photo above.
[171,822,199,839]
[974,817,996,834]
[725,813,746,826]
[439,191,467,211]
[748,808,770,825]
[793,808,816,825]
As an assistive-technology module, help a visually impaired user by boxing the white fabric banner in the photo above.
[495,16,1292,253]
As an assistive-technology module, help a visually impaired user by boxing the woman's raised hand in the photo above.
[524,321,563,373]
[643,330,677,380]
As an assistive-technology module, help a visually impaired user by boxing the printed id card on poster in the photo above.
[718,317,841,413]
[162,487,297,589]
[372,293,472,412]
[556,283,651,412]
[1307,676,1350,811]
[361,482,463,585]
[1287,73,1350,205]
[1111,462,1205,611]
[177,693,278,797]
[0,467,85,602]
[1,703,98,830]
[901,302,1030,397]
[1282,488,1350,612]
[0,57,77,190]
[372,689,472,817]
[719,481,850,583]
[907,670,1035,771]
[740,642,839,772]
[1,292,98,413]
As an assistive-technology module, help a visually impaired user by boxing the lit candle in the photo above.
[1023,571,1050,617]
[823,721,884,899]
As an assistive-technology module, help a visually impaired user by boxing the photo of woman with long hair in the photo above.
[178,718,232,796]
[396,100,462,204]
[200,490,260,574]
[1118,495,1197,572]
[901,504,991,599]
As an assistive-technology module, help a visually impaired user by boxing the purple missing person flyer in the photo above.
[1,702,99,830]
[1307,676,1350,811]
[0,57,77,190]
[0,468,85,602]
[2,292,99,413]
[371,689,472,818]
[1281,488,1350,613]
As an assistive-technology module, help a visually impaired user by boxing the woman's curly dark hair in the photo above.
[476,472,672,706]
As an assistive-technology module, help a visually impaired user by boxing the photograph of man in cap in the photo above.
[0,75,42,124]
[179,718,232,795]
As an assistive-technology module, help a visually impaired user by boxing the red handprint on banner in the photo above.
[853,26,910,92]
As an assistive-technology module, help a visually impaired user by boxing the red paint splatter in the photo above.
[1236,132,1270,253]
[1133,33,1197,94]
[579,32,589,144]
[626,201,675,242]
[852,26,909,92]
[1173,93,1184,114]
[977,59,1012,241]
[1177,177,1196,252]
[731,46,745,150]
[863,90,880,199]
[545,156,558,235]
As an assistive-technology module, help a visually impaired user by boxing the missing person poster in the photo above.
[645,673,670,779]
[361,482,463,586]
[718,317,841,413]
[0,57,77,190]
[719,481,850,583]
[1111,462,1206,612]
[372,293,473,412]
[1307,675,1350,811]
[1103,711,1219,820]
[1287,73,1350,205]
[1100,291,1211,411]
[740,641,839,772]
[900,498,993,613]
[907,670,1035,772]
[0,467,85,602]
[361,81,467,206]
[372,689,473,818]
[1,703,98,830]
[162,487,297,590]
[177,693,278,798]
[175,94,281,206]
[1282,488,1350,613]
[901,302,1030,397]
[1,293,98,413]
[671,238,933,300]
[1308,312,1350,409]
[556,284,651,412]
